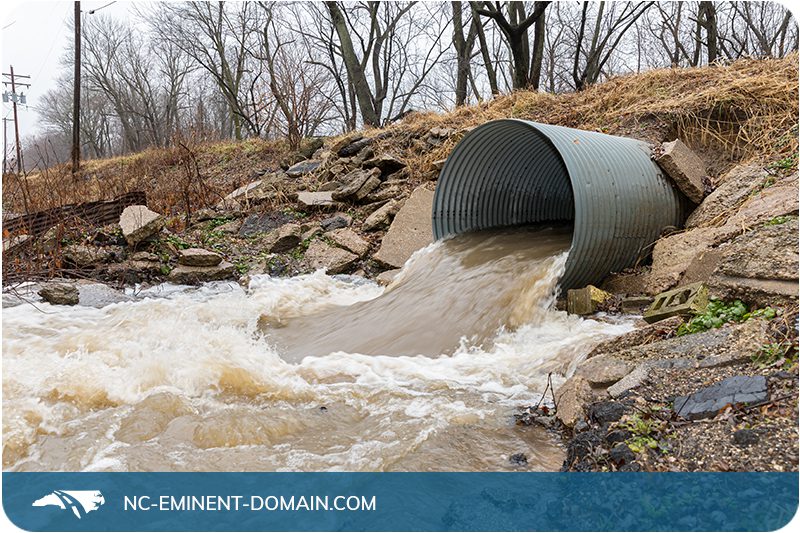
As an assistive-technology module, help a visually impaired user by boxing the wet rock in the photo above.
[363,154,406,175]
[168,261,236,284]
[508,453,528,466]
[296,191,334,208]
[587,401,626,425]
[373,185,434,268]
[733,429,759,446]
[304,241,358,274]
[609,443,636,466]
[325,228,370,257]
[655,139,708,203]
[376,269,401,286]
[320,213,352,232]
[119,205,164,247]
[575,355,632,387]
[78,283,134,308]
[566,285,612,315]
[286,159,321,178]
[362,200,402,231]
[238,212,294,238]
[673,375,768,420]
[266,223,303,253]
[179,248,223,267]
[555,375,593,428]
[39,283,79,305]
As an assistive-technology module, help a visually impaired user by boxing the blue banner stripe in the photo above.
[3,472,797,531]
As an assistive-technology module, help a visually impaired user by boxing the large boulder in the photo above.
[373,185,435,268]
[304,240,358,274]
[119,205,164,247]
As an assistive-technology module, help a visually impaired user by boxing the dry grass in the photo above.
[4,55,797,217]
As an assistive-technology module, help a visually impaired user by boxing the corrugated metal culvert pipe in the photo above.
[432,119,686,289]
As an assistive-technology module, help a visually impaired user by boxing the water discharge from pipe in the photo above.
[2,226,635,472]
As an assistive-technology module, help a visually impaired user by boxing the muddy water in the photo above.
[2,227,635,472]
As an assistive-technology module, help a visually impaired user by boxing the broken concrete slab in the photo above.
[373,185,434,268]
[567,285,612,315]
[304,240,358,274]
[119,205,164,247]
[325,228,370,257]
[673,375,768,420]
[179,248,223,267]
[362,200,402,232]
[575,355,633,387]
[643,282,708,324]
[296,191,334,208]
[655,139,707,204]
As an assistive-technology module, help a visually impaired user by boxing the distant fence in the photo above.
[2,191,147,238]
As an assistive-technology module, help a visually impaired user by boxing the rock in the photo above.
[119,205,164,247]
[214,220,242,234]
[609,443,636,466]
[77,283,134,308]
[362,185,403,204]
[362,200,402,231]
[648,227,725,294]
[267,223,303,253]
[39,283,79,305]
[296,191,334,208]
[655,139,708,203]
[167,261,236,284]
[39,226,62,253]
[179,248,223,267]
[320,213,352,232]
[318,181,343,192]
[566,285,612,315]
[131,251,159,262]
[338,136,373,157]
[685,164,773,229]
[587,401,626,425]
[587,316,683,358]
[643,282,708,324]
[673,375,768,420]
[331,168,382,202]
[608,364,650,399]
[376,269,401,286]
[432,159,447,171]
[329,133,363,155]
[726,179,799,229]
[63,244,122,267]
[373,185,434,268]
[508,453,527,466]
[325,228,370,257]
[605,429,632,445]
[304,241,358,274]
[555,375,593,428]
[575,355,633,387]
[363,154,406,175]
[733,429,759,446]
[218,180,271,210]
[563,429,603,470]
[238,212,294,238]
[286,159,321,178]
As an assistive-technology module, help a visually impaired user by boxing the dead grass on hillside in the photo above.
[4,55,797,219]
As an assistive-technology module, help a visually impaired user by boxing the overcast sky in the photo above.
[1,0,132,140]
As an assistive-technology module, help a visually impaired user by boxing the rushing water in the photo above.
[2,226,634,472]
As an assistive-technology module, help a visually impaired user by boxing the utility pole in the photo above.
[72,1,81,176]
[3,117,10,174]
[2,66,30,175]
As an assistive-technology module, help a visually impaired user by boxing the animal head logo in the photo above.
[32,490,105,519]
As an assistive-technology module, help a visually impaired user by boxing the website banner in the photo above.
[3,472,797,531]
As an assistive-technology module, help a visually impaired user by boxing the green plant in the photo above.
[164,235,190,250]
[207,216,233,230]
[676,299,777,336]
[765,215,792,226]
[768,153,797,171]
[623,414,666,454]
[751,341,797,370]
[234,260,250,275]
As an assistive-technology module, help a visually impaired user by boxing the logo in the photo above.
[32,490,105,519]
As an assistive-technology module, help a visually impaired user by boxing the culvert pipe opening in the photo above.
[432,119,686,289]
